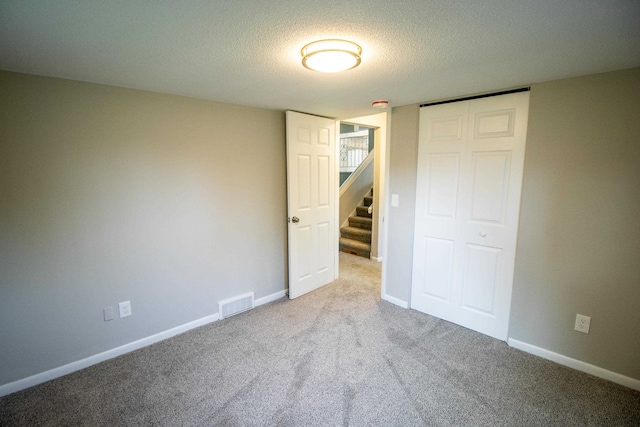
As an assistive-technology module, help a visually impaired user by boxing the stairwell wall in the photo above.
[339,157,374,228]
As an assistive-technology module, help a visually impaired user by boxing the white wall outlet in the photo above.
[574,314,591,334]
[103,306,113,321]
[391,194,399,207]
[118,301,132,318]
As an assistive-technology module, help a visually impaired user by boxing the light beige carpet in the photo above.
[1,253,639,426]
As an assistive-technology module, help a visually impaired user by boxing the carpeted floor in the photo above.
[1,253,639,426]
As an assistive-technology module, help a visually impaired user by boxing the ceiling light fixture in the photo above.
[371,100,389,109]
[301,39,361,73]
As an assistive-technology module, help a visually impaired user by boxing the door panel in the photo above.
[286,111,337,299]
[426,154,460,218]
[461,244,501,314]
[297,155,311,209]
[411,92,529,340]
[317,156,330,207]
[422,236,454,302]
[474,109,516,138]
[317,221,330,273]
[469,151,511,224]
[297,225,312,280]
[430,115,465,141]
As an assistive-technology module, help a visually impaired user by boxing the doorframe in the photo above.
[336,111,391,298]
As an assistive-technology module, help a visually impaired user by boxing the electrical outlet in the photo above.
[119,301,132,318]
[574,314,591,334]
[103,306,113,321]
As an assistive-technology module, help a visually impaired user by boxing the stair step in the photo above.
[340,226,372,243]
[356,205,372,218]
[339,237,371,259]
[363,196,373,206]
[348,216,372,230]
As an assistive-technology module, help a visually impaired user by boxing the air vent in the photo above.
[218,292,254,319]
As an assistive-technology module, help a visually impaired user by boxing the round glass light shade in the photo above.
[301,39,362,73]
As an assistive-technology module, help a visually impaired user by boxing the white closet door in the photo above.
[411,92,529,340]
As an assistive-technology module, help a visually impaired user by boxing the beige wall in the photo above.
[3,66,638,389]
[384,104,419,302]
[510,67,640,380]
[385,67,640,381]
[0,71,287,386]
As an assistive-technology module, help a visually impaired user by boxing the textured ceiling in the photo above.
[1,1,639,118]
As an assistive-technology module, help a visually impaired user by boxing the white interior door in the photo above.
[286,111,337,299]
[411,91,529,340]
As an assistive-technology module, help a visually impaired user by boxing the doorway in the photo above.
[338,123,375,259]
[285,111,390,300]
[338,112,390,300]
[339,112,389,263]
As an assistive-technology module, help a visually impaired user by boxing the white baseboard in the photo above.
[508,338,640,392]
[0,312,221,397]
[370,256,383,262]
[255,290,286,306]
[381,292,409,309]
[0,288,289,398]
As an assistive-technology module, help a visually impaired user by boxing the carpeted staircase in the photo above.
[339,189,373,259]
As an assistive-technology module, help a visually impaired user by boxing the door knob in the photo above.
[292,216,300,223]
